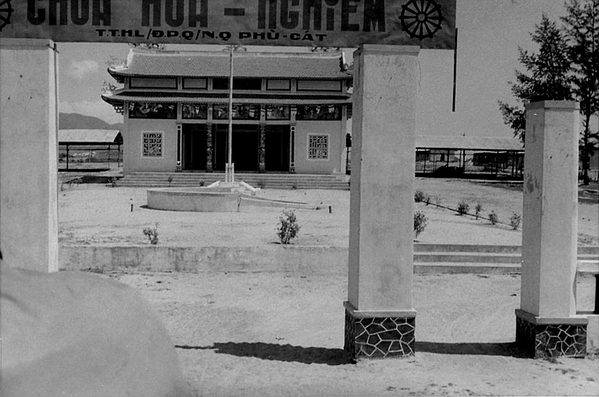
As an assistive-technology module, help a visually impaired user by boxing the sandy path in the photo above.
[107,271,599,397]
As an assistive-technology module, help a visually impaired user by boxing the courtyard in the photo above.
[58,178,599,396]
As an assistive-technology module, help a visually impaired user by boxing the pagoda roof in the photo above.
[101,90,351,106]
[108,49,352,82]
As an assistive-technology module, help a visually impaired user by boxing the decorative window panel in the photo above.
[267,79,291,91]
[266,105,290,120]
[308,134,329,160]
[297,80,342,91]
[130,77,177,89]
[129,102,177,119]
[182,78,207,89]
[142,132,163,157]
[213,104,260,120]
[296,105,341,120]
[182,104,208,119]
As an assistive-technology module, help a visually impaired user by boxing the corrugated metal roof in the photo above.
[415,136,523,151]
[59,129,122,144]
[109,49,352,80]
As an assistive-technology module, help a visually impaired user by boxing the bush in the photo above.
[510,212,521,230]
[276,210,301,244]
[414,211,428,239]
[475,203,483,219]
[414,190,426,203]
[143,223,159,245]
[488,211,499,225]
[457,200,470,215]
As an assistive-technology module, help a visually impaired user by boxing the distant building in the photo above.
[102,48,352,176]
[58,129,123,171]
[414,136,524,179]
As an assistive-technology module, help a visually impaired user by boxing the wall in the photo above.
[124,118,178,173]
[294,120,343,174]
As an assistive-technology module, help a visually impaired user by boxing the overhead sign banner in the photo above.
[0,0,455,49]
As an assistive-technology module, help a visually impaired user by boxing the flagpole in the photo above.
[226,46,234,182]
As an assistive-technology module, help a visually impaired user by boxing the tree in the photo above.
[498,14,573,143]
[562,0,599,185]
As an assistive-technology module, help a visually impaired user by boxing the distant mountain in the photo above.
[59,113,124,131]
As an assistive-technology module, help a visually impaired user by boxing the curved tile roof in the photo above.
[102,92,350,106]
[109,49,352,80]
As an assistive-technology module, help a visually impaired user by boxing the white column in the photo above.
[520,101,579,318]
[0,39,59,272]
[516,100,588,358]
[347,45,419,312]
[344,45,419,359]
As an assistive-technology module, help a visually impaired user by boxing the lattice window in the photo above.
[213,104,259,120]
[308,134,329,160]
[266,105,290,120]
[182,104,207,119]
[142,132,163,157]
[129,102,176,119]
[296,105,341,120]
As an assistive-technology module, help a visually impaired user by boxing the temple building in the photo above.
[102,48,353,176]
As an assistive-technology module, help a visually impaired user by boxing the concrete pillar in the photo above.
[258,124,266,173]
[516,100,588,358]
[206,123,213,172]
[0,39,59,272]
[344,45,419,360]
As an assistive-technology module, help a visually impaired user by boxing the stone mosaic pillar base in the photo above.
[344,302,416,360]
[515,309,588,358]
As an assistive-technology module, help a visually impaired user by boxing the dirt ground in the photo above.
[104,271,599,397]
[59,178,599,396]
[58,178,599,247]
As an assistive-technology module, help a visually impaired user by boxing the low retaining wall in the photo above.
[60,245,349,275]
[59,244,598,275]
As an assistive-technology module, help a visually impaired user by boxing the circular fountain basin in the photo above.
[148,188,242,212]
[147,187,319,212]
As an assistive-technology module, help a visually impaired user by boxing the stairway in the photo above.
[116,172,350,190]
[413,244,599,273]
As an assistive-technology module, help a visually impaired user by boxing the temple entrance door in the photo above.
[214,125,260,171]
[265,125,290,172]
[182,124,207,171]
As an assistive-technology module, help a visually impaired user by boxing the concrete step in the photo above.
[414,252,522,264]
[415,253,598,265]
[414,244,599,256]
[117,172,350,190]
[414,244,521,254]
[414,262,520,275]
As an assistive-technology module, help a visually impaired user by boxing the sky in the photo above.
[57,0,569,138]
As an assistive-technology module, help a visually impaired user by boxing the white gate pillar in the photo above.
[344,45,419,360]
[516,100,588,357]
[0,39,59,272]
